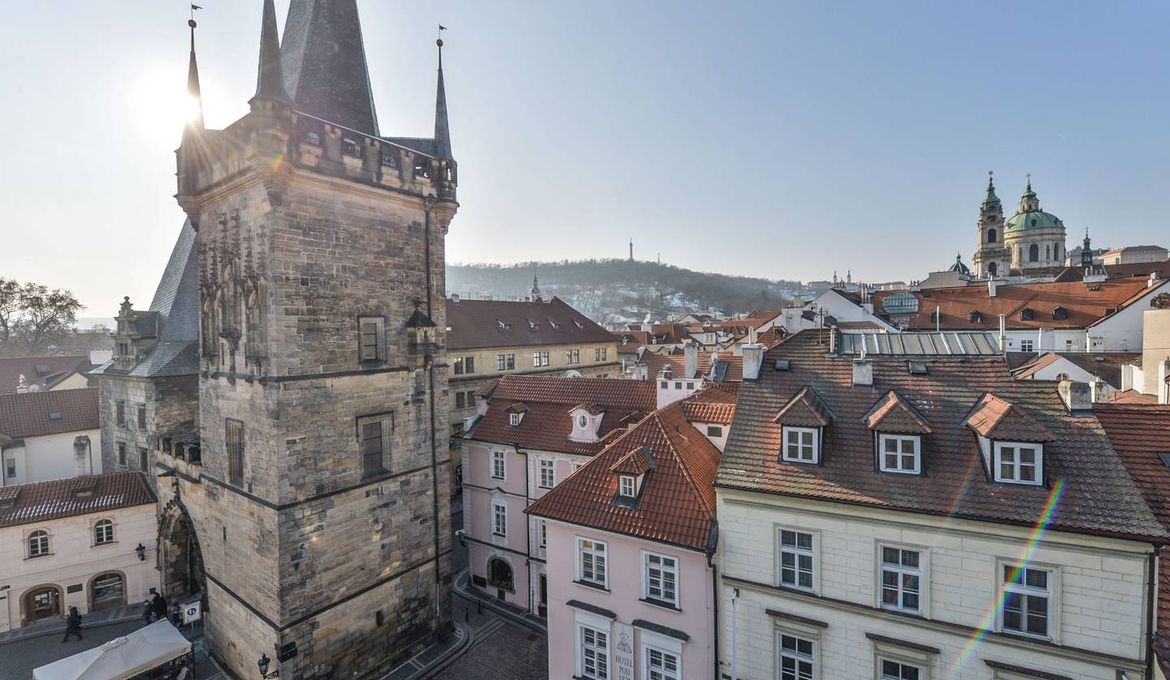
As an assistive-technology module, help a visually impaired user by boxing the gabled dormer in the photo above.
[773,386,833,464]
[568,404,605,443]
[610,444,654,507]
[112,296,160,370]
[965,394,1055,486]
[863,391,932,475]
[506,403,528,427]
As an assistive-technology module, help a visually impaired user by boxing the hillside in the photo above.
[447,260,801,325]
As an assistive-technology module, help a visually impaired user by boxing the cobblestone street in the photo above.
[431,616,547,680]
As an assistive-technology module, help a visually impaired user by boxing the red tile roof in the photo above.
[773,386,834,428]
[465,375,656,455]
[716,330,1166,541]
[0,472,156,528]
[446,297,617,350]
[0,388,99,441]
[863,391,932,434]
[528,402,720,551]
[1093,405,1170,658]
[680,386,737,425]
[0,355,92,394]
[965,393,1056,442]
[872,279,1164,331]
[640,350,743,382]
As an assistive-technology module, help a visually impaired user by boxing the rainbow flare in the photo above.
[949,478,1066,675]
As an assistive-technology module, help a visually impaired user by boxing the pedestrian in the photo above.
[61,606,83,642]
[142,598,154,623]
[152,589,168,622]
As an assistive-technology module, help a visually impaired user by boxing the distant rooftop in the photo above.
[836,331,1001,356]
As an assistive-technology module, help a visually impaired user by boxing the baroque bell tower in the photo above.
[172,1,457,677]
[972,171,1007,278]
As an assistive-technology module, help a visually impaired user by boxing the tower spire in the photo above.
[254,0,292,104]
[186,18,204,130]
[434,33,453,160]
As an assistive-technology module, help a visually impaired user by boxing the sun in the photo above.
[130,67,205,149]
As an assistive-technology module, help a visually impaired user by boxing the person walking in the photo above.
[142,598,154,624]
[61,606,83,642]
[151,589,168,622]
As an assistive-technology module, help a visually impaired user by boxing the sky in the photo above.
[1,1,1168,315]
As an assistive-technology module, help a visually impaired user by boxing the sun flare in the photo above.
[131,68,205,149]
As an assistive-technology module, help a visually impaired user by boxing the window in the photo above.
[1065,339,1074,351]
[358,317,383,362]
[994,443,1042,485]
[137,405,146,430]
[878,435,921,474]
[539,459,555,488]
[594,348,608,361]
[660,381,668,388]
[706,425,723,437]
[138,447,148,472]
[453,357,464,374]
[226,418,245,487]
[492,450,505,479]
[619,475,636,498]
[360,417,387,477]
[1020,309,1035,322]
[1029,243,1039,262]
[506,354,515,370]
[577,537,608,587]
[492,502,507,537]
[4,457,14,479]
[115,401,125,426]
[1019,339,1034,352]
[94,519,114,545]
[27,529,50,557]
[643,552,678,606]
[567,349,580,365]
[579,625,609,679]
[778,634,815,680]
[880,659,920,680]
[496,354,507,371]
[508,412,521,426]
[987,228,997,243]
[782,427,818,464]
[880,546,921,613]
[455,392,465,409]
[778,529,814,591]
[117,442,127,467]
[674,381,682,390]
[464,356,475,373]
[1002,565,1051,638]
[645,647,679,680]
[540,520,547,549]
[533,351,549,367]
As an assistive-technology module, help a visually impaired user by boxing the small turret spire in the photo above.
[1081,229,1094,269]
[434,31,453,160]
[186,18,204,130]
[981,170,1001,211]
[254,0,292,104]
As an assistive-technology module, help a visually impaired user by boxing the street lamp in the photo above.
[257,654,279,678]
[135,543,146,561]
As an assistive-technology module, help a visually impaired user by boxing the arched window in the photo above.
[94,519,114,545]
[488,557,514,592]
[1054,243,1061,261]
[1046,244,1051,261]
[1029,244,1039,262]
[987,229,997,244]
[27,530,50,558]
[988,262,998,277]
[90,573,126,611]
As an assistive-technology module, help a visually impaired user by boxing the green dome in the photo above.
[1005,210,1064,232]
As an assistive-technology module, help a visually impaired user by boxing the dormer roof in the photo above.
[610,445,655,476]
[571,403,607,417]
[863,391,932,434]
[773,386,833,428]
[966,393,1055,442]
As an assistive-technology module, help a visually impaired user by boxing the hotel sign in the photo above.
[613,622,634,680]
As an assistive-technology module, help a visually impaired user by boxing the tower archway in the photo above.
[159,500,206,600]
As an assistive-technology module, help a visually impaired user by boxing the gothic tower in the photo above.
[170,1,457,677]
[972,172,1007,278]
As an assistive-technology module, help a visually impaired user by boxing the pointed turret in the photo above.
[1081,229,1094,269]
[434,38,453,160]
[253,0,292,104]
[280,0,379,134]
[981,171,1000,213]
[531,272,541,301]
[1019,174,1040,212]
[185,19,204,131]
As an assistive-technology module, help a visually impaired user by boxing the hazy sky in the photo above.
[2,1,1168,315]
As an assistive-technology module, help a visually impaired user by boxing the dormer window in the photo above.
[509,413,521,426]
[878,435,921,474]
[578,414,588,429]
[782,427,818,464]
[619,475,635,498]
[1052,306,1068,321]
[994,442,1042,485]
[1020,308,1035,321]
[970,311,983,323]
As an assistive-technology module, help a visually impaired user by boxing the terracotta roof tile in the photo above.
[863,391,932,434]
[773,386,834,428]
[0,355,92,394]
[716,330,1166,541]
[965,393,1056,442]
[0,472,156,528]
[447,297,616,350]
[528,403,720,550]
[0,388,99,440]
[610,446,654,475]
[681,387,737,425]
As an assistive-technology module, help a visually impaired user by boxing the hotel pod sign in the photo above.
[613,622,634,680]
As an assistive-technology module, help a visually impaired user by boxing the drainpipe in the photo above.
[518,445,531,614]
[1146,546,1160,679]
[730,587,738,680]
[706,535,719,680]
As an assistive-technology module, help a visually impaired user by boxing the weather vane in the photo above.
[190,3,202,22]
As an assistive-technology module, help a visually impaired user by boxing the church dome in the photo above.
[948,253,970,274]
[1003,179,1064,233]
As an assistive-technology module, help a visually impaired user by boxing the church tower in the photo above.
[170,1,457,677]
[972,172,1007,278]
[1002,176,1067,272]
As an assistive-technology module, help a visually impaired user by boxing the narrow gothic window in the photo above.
[226,418,245,487]
[358,317,384,362]
[360,419,385,477]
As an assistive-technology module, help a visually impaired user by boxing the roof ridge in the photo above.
[656,406,719,516]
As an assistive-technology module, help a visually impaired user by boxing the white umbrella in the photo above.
[33,620,192,680]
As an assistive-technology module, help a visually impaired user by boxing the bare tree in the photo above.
[0,278,19,349]
[14,283,83,353]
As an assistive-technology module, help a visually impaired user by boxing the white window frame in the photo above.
[27,529,51,558]
[878,545,925,615]
[878,658,922,680]
[993,442,1043,485]
[777,632,817,680]
[94,519,115,546]
[878,435,921,474]
[641,551,679,607]
[539,520,547,549]
[777,528,816,592]
[1019,339,1034,353]
[782,427,819,464]
[508,412,521,426]
[999,562,1056,641]
[619,475,636,498]
[539,459,556,489]
[577,622,610,679]
[492,501,507,537]
[639,630,683,680]
[577,537,608,588]
[491,450,506,480]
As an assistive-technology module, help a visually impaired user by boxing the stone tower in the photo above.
[167,1,458,677]
[1002,177,1067,272]
[972,173,1007,278]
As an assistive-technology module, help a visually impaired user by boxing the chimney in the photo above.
[634,363,649,381]
[1151,272,1162,288]
[988,279,997,298]
[1058,379,1093,413]
[998,314,1006,353]
[683,342,698,378]
[852,358,874,387]
[1143,308,1170,397]
[828,325,838,354]
[73,435,92,477]
[742,343,765,380]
